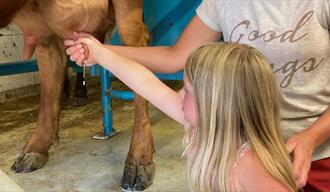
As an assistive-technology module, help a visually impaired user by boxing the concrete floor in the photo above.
[0,79,188,192]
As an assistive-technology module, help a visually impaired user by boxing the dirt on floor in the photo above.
[0,78,188,192]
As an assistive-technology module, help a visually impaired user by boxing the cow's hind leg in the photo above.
[111,0,154,191]
[122,95,154,191]
[12,36,67,173]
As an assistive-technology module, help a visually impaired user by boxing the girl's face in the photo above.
[180,76,197,127]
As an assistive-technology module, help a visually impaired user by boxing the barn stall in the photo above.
[0,0,200,191]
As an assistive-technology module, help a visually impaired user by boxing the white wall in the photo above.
[0,25,40,103]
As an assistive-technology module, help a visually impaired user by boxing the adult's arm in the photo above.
[107,15,221,73]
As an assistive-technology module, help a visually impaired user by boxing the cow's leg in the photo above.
[12,35,67,173]
[122,95,155,191]
[111,0,154,191]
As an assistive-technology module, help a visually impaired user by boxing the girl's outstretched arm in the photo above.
[98,46,186,124]
[65,35,186,125]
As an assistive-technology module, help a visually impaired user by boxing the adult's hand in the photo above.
[286,130,315,188]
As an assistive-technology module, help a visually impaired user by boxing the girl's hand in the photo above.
[64,32,102,66]
[286,130,315,188]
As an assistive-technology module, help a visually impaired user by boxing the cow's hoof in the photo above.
[73,96,88,107]
[121,163,155,191]
[11,152,48,173]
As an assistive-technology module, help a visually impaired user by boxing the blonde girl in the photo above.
[65,35,298,191]
[184,43,297,191]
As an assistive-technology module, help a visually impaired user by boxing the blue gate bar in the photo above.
[99,0,201,137]
[111,90,134,101]
[0,60,38,76]
[0,60,87,76]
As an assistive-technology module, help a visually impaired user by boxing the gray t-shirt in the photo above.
[197,0,330,160]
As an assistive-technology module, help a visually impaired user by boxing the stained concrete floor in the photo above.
[0,79,188,192]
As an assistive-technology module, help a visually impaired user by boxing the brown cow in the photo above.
[0,0,154,191]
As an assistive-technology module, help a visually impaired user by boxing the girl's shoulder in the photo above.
[231,145,289,191]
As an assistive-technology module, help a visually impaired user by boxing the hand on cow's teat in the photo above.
[64,32,102,66]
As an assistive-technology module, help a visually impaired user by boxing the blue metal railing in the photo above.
[99,0,201,137]
[0,60,38,76]
[0,59,83,76]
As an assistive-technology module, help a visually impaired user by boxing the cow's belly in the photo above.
[39,0,112,39]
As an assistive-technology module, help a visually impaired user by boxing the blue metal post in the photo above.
[97,0,201,139]
[93,66,134,139]
[100,67,112,137]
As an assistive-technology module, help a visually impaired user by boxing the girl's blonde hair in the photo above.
[184,42,298,191]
